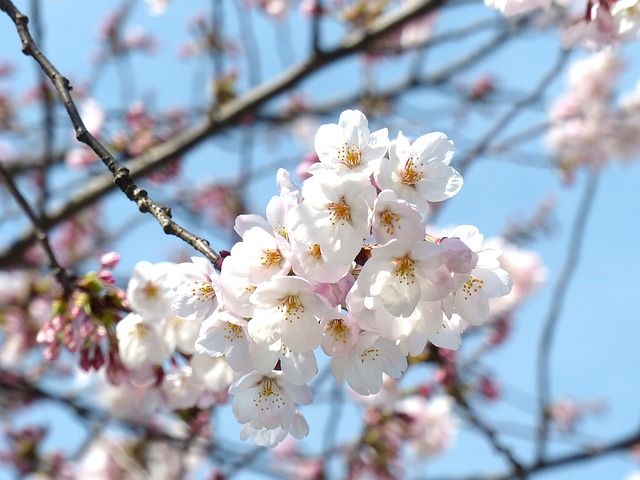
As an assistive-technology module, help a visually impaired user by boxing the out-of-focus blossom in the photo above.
[145,0,169,15]
[549,396,606,432]
[397,395,458,457]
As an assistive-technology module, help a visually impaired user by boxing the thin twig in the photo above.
[535,171,600,461]
[455,47,571,175]
[0,157,74,296]
[450,385,527,478]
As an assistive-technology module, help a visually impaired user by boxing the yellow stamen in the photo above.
[461,276,484,300]
[327,196,352,226]
[399,156,424,187]
[394,255,416,285]
[338,142,362,169]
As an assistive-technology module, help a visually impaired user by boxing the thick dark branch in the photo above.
[0,0,220,266]
[0,0,446,267]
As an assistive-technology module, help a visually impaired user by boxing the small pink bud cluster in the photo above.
[36,256,128,381]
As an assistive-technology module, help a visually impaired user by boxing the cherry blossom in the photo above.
[249,340,318,385]
[195,308,252,373]
[23,109,519,451]
[227,226,291,284]
[355,238,452,318]
[127,261,176,320]
[287,171,376,267]
[371,189,425,244]
[376,131,462,213]
[169,257,221,321]
[330,333,408,395]
[310,109,389,177]
[115,313,170,370]
[240,410,310,448]
[248,274,334,352]
[396,395,458,458]
[440,226,512,326]
[613,0,640,40]
[230,370,312,431]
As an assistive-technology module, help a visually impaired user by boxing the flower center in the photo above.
[399,157,424,187]
[326,319,349,344]
[327,196,352,226]
[255,377,285,409]
[279,295,303,323]
[142,281,160,299]
[461,276,484,300]
[192,281,215,302]
[308,244,323,260]
[223,322,244,342]
[133,322,149,340]
[360,347,380,363]
[260,248,283,268]
[394,255,416,285]
[380,210,400,235]
[338,143,362,168]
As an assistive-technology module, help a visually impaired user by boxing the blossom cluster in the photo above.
[114,110,512,447]
[485,0,640,49]
[547,48,640,177]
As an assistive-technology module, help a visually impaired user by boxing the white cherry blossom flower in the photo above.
[249,340,318,385]
[248,275,333,352]
[230,370,312,430]
[169,257,221,321]
[441,226,512,325]
[371,189,425,244]
[356,239,452,318]
[320,310,362,358]
[410,304,466,350]
[347,288,413,341]
[240,410,309,448]
[127,261,176,320]
[228,226,291,284]
[116,313,170,370]
[376,131,462,213]
[287,171,376,267]
[613,0,640,40]
[164,314,202,355]
[266,168,301,238]
[190,353,235,393]
[219,257,257,318]
[330,333,408,395]
[397,395,458,458]
[310,109,389,177]
[161,366,206,410]
[196,309,252,373]
[289,239,352,284]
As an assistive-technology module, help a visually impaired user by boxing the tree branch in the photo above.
[0,0,220,266]
[0,157,74,296]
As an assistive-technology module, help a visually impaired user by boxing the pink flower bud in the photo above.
[98,269,116,285]
[100,251,121,269]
